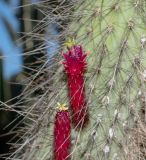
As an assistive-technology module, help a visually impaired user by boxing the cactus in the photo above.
[9,1,146,160]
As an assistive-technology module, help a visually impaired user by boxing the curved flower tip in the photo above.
[57,102,68,111]
[64,37,76,48]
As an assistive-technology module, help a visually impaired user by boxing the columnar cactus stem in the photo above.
[63,43,89,129]
[53,103,71,160]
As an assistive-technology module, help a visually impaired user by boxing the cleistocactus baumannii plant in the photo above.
[63,43,89,129]
[8,1,146,160]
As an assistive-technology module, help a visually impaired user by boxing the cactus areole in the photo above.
[54,104,71,160]
[63,44,89,129]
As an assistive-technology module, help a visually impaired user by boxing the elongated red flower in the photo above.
[53,104,71,160]
[63,45,89,129]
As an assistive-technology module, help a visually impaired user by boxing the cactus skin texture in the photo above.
[63,45,89,129]
[54,108,71,160]
[66,1,146,159]
[9,1,146,160]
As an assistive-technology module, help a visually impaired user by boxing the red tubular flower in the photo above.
[53,104,71,160]
[63,45,89,129]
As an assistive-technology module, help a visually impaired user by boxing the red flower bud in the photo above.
[63,45,89,129]
[53,105,71,160]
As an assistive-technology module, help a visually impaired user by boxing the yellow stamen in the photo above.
[64,37,76,48]
[57,102,68,111]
